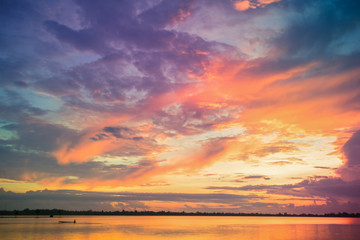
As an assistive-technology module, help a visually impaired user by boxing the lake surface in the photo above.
[1,216,360,240]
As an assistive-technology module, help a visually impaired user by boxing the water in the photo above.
[1,216,360,240]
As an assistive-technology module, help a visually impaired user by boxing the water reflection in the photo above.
[1,216,359,240]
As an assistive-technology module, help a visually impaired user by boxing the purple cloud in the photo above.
[338,130,360,181]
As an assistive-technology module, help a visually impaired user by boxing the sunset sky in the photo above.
[1,0,360,214]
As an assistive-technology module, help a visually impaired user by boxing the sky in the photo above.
[1,0,360,214]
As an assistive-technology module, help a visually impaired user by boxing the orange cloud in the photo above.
[54,137,117,164]
[234,1,251,11]
[234,0,281,12]
[193,55,360,133]
[49,49,360,190]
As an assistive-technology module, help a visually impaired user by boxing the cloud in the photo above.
[258,0,280,4]
[204,129,360,212]
[234,1,251,11]
[268,158,304,166]
[338,130,360,181]
[0,142,153,186]
[38,1,219,115]
[273,0,360,57]
[234,0,281,12]
[151,102,242,136]
[2,187,358,214]
[207,177,360,204]
[266,178,360,202]
[51,120,164,164]
[243,175,271,180]
[0,188,261,210]
[0,117,162,187]
[139,0,195,28]
[102,126,142,140]
[1,0,360,214]
[298,178,360,201]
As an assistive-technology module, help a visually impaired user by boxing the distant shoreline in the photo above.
[1,209,359,218]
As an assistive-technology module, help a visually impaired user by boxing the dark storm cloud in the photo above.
[0,188,262,210]
[2,185,358,213]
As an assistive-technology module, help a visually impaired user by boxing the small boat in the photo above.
[59,220,76,224]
